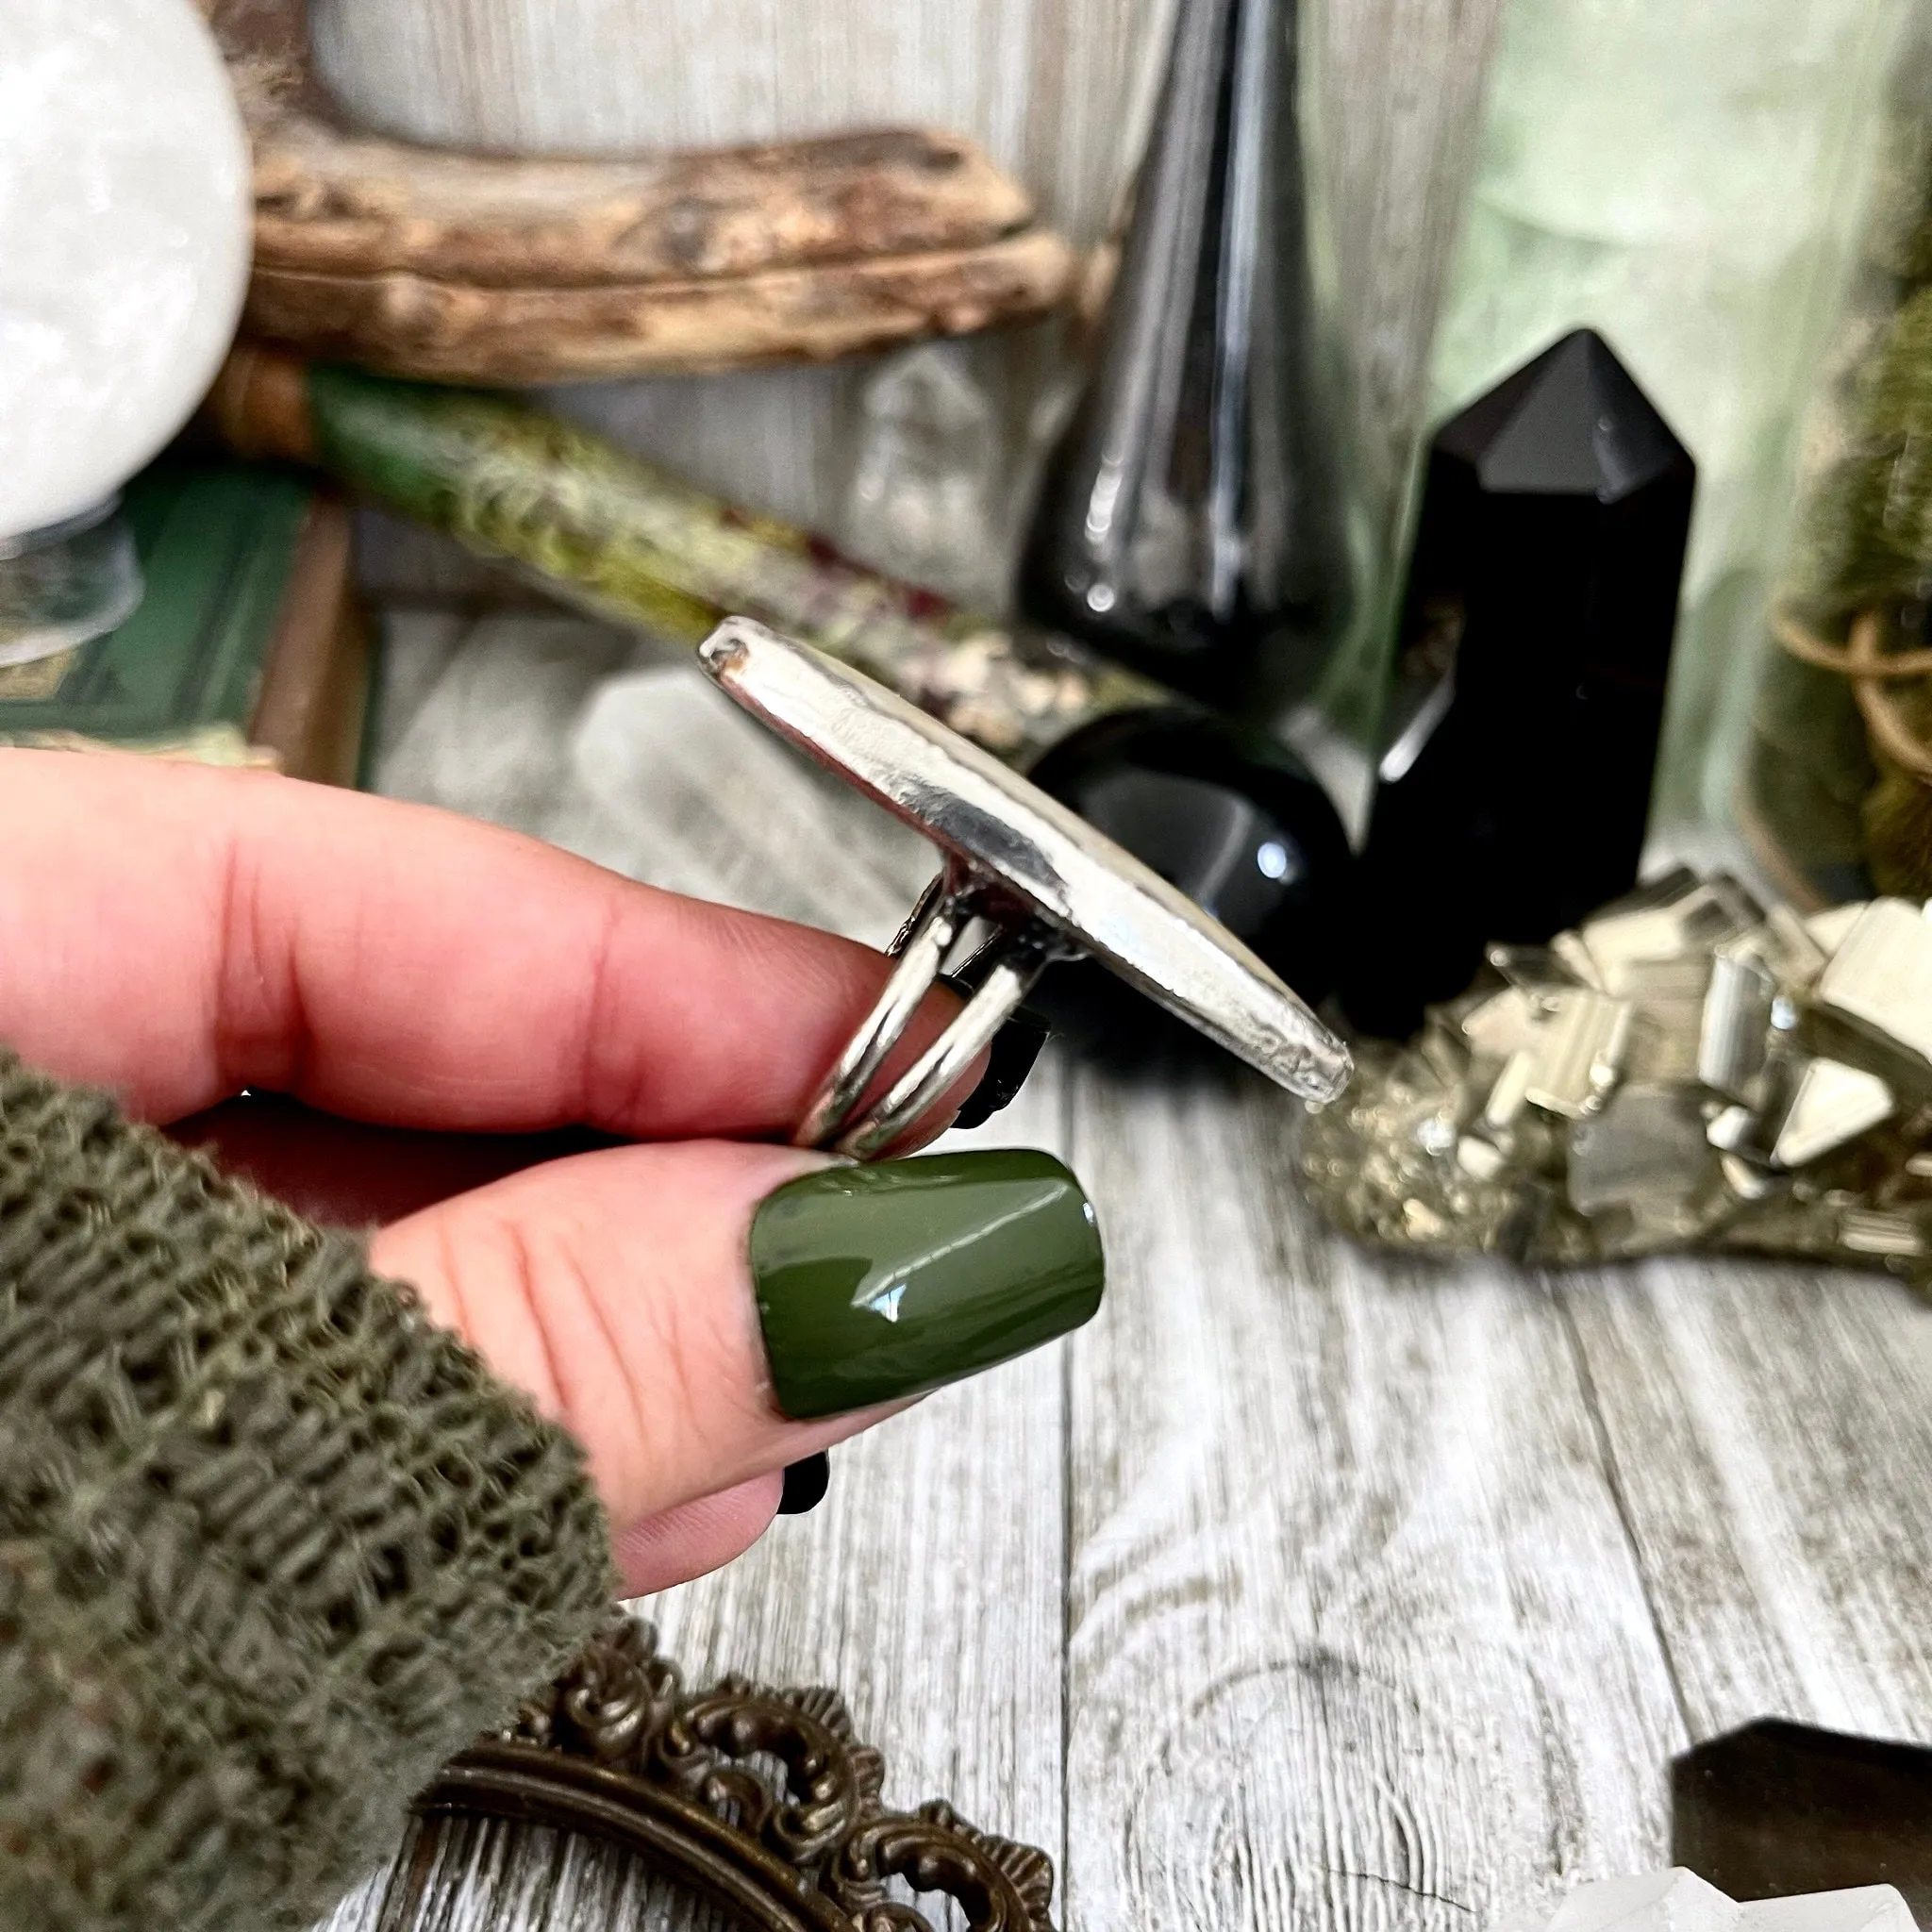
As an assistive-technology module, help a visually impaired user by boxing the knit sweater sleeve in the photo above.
[0,1051,616,1932]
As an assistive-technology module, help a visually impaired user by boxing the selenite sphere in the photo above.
[0,0,251,539]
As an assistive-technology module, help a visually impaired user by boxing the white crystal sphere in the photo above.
[0,0,251,540]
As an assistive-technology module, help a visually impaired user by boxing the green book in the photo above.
[0,461,371,782]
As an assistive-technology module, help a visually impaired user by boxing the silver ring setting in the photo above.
[794,861,1063,1157]
[698,618,1353,1155]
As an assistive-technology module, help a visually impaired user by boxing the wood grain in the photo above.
[634,1051,1073,1851]
[306,0,1501,563]
[213,0,1073,381]
[249,122,1039,289]
[1559,1258,1932,1744]
[304,0,1165,553]
[313,1810,734,1931]
[361,615,1072,1928]
[308,0,1161,239]
[245,231,1075,382]
[1306,0,1510,543]
[1060,1061,1686,1932]
[331,608,1932,1932]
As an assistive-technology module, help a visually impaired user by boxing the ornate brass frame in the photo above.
[412,1616,1058,1931]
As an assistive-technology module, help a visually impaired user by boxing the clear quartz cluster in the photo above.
[1302,869,1932,1285]
[1492,1871,1912,1932]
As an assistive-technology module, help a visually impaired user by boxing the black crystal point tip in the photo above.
[1342,328,1695,1039]
[1026,706,1355,1060]
[1673,1718,1932,1917]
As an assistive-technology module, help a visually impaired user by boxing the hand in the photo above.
[0,751,1099,1593]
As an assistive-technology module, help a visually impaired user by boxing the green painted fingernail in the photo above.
[749,1149,1105,1421]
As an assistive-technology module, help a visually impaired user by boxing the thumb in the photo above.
[368,1137,1104,1585]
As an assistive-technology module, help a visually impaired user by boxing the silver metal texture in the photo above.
[791,869,965,1150]
[837,929,1052,1158]
[698,617,1352,1151]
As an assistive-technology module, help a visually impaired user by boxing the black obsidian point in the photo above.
[1453,329,1685,503]
[1342,329,1695,1039]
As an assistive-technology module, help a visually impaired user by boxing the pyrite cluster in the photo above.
[1301,868,1932,1286]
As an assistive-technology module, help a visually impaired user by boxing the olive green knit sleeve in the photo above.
[0,1051,616,1932]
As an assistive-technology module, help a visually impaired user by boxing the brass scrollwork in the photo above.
[413,1614,1057,1932]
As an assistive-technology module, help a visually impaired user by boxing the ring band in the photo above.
[791,868,963,1150]
[795,866,1059,1157]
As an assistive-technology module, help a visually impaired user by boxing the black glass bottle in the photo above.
[1017,0,1351,721]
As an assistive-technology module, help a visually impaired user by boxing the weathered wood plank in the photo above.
[1061,1061,1688,1931]
[308,0,1152,244]
[633,1056,1074,1857]
[375,612,939,933]
[345,607,1932,1932]
[1306,0,1509,541]
[315,1812,737,1931]
[303,0,1160,552]
[216,1,1074,383]
[1559,1258,1932,1744]
[375,612,641,841]
[246,120,1041,290]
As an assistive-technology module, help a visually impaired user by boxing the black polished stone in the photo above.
[1026,706,1354,1058]
[1674,1718,1932,1920]
[1343,328,1695,1039]
[1016,0,1351,719]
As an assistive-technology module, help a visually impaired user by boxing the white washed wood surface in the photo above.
[313,608,1932,1932]
[309,0,1169,241]
[308,0,1503,566]
[1559,1260,1932,1744]
[308,0,1169,549]
[1303,0,1509,541]
[1061,1064,1683,1931]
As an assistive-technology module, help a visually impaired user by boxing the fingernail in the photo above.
[777,1452,831,1513]
[749,1149,1104,1421]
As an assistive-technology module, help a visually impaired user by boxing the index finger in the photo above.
[0,749,941,1137]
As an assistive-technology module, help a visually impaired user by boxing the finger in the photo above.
[368,1141,886,1532]
[0,750,966,1138]
[611,1474,783,1596]
[365,1135,1104,1540]
[167,1091,623,1225]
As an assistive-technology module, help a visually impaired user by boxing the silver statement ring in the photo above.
[698,618,1353,1157]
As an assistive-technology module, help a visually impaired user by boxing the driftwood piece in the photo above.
[206,0,1075,381]
[251,124,1042,289]
[244,235,1075,383]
